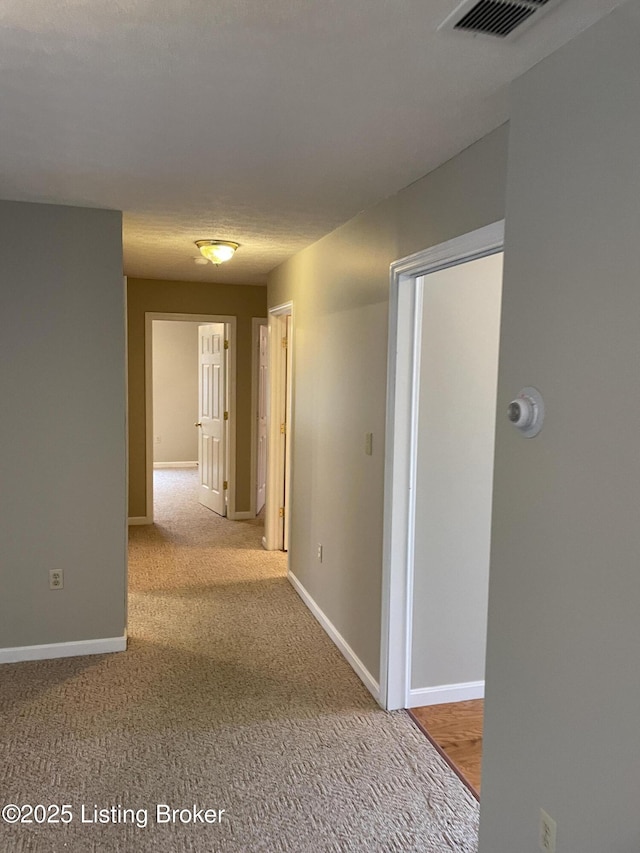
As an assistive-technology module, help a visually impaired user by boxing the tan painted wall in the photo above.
[0,200,126,649]
[267,125,508,681]
[152,321,199,464]
[127,279,267,518]
[480,6,640,851]
[412,252,502,691]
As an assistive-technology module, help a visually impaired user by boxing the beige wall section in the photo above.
[412,253,502,691]
[479,6,640,852]
[152,321,199,464]
[268,126,508,681]
[127,280,267,518]
[0,200,126,648]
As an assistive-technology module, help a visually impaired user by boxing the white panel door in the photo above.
[198,323,226,516]
[256,323,268,514]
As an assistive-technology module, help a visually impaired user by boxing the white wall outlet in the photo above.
[155,435,162,444]
[539,809,557,852]
[49,569,64,590]
[317,544,323,562]
[364,432,373,456]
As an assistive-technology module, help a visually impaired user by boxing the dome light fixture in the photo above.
[195,239,239,265]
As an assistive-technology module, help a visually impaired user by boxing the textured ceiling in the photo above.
[0,0,627,284]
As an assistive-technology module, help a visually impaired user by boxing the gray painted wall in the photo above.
[480,5,640,851]
[268,126,508,681]
[152,321,198,464]
[0,201,126,649]
[412,253,502,692]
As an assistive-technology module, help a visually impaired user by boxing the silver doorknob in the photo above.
[194,422,202,427]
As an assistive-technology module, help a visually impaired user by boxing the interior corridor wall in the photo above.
[479,5,640,851]
[0,200,126,650]
[268,126,508,684]
[411,253,502,696]
[152,321,199,464]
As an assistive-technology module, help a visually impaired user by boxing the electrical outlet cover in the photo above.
[49,569,64,590]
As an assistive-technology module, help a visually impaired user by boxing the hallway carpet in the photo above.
[0,469,479,852]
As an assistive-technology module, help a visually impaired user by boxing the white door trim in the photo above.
[264,301,294,552]
[380,221,505,711]
[143,312,238,523]
[251,317,268,518]
[123,277,130,632]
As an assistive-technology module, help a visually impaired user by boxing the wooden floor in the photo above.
[408,700,484,798]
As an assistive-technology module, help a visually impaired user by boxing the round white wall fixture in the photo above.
[507,386,545,438]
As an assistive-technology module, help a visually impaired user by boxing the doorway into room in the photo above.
[263,302,294,552]
[380,222,505,798]
[145,312,241,522]
[253,318,268,517]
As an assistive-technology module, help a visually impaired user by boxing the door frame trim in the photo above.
[251,317,268,518]
[380,221,505,710]
[144,312,237,523]
[264,301,294,552]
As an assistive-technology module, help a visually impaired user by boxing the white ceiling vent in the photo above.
[439,0,560,40]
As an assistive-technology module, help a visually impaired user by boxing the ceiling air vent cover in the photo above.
[440,0,556,40]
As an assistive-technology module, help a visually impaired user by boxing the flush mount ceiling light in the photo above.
[195,239,239,265]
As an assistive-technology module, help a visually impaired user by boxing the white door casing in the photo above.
[143,313,238,525]
[256,322,268,514]
[264,302,293,552]
[197,323,227,516]
[283,315,292,551]
[380,221,505,711]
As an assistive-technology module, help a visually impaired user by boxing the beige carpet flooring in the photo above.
[0,469,479,852]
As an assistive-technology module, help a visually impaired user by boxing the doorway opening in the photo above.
[380,222,505,793]
[145,312,244,522]
[264,302,294,552]
[252,318,268,518]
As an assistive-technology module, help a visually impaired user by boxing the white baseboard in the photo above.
[153,462,198,469]
[228,510,254,520]
[407,680,484,708]
[0,633,128,665]
[288,570,380,702]
[128,516,151,526]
